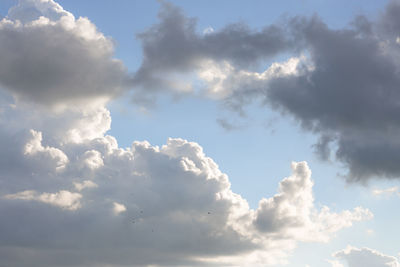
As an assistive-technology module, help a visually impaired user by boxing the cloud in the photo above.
[0,104,372,266]
[0,1,376,266]
[132,0,290,103]
[328,260,345,267]
[332,246,400,267]
[203,26,214,35]
[131,0,400,181]
[3,190,82,210]
[81,150,104,170]
[73,180,98,191]
[24,129,69,171]
[113,202,127,215]
[0,0,128,108]
[264,9,400,180]
[372,186,399,196]
[253,162,372,242]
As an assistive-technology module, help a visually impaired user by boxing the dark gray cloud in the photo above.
[265,7,400,180]
[132,1,290,98]
[134,0,400,181]
[4,0,400,181]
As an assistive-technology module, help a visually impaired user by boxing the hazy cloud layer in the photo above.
[0,0,128,107]
[331,246,400,267]
[134,1,400,181]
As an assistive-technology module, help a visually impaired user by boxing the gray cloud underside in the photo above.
[266,10,400,180]
[132,1,290,94]
[133,0,400,181]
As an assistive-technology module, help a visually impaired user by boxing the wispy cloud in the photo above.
[372,186,400,196]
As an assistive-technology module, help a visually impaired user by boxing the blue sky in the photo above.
[0,1,400,267]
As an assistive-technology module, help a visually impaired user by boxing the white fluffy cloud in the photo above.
[0,0,128,108]
[0,102,372,266]
[0,1,376,266]
[332,246,400,267]
[24,129,69,171]
[254,162,372,243]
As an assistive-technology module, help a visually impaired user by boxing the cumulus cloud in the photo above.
[24,129,69,171]
[264,9,400,180]
[3,190,82,210]
[131,0,400,181]
[0,102,372,266]
[0,1,378,266]
[81,150,104,170]
[6,0,400,181]
[0,0,128,107]
[132,0,290,102]
[253,162,372,242]
[332,246,400,267]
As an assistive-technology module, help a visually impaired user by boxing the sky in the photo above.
[0,0,400,267]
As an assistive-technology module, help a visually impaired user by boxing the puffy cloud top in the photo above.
[0,1,388,266]
[0,104,372,266]
[0,0,128,107]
